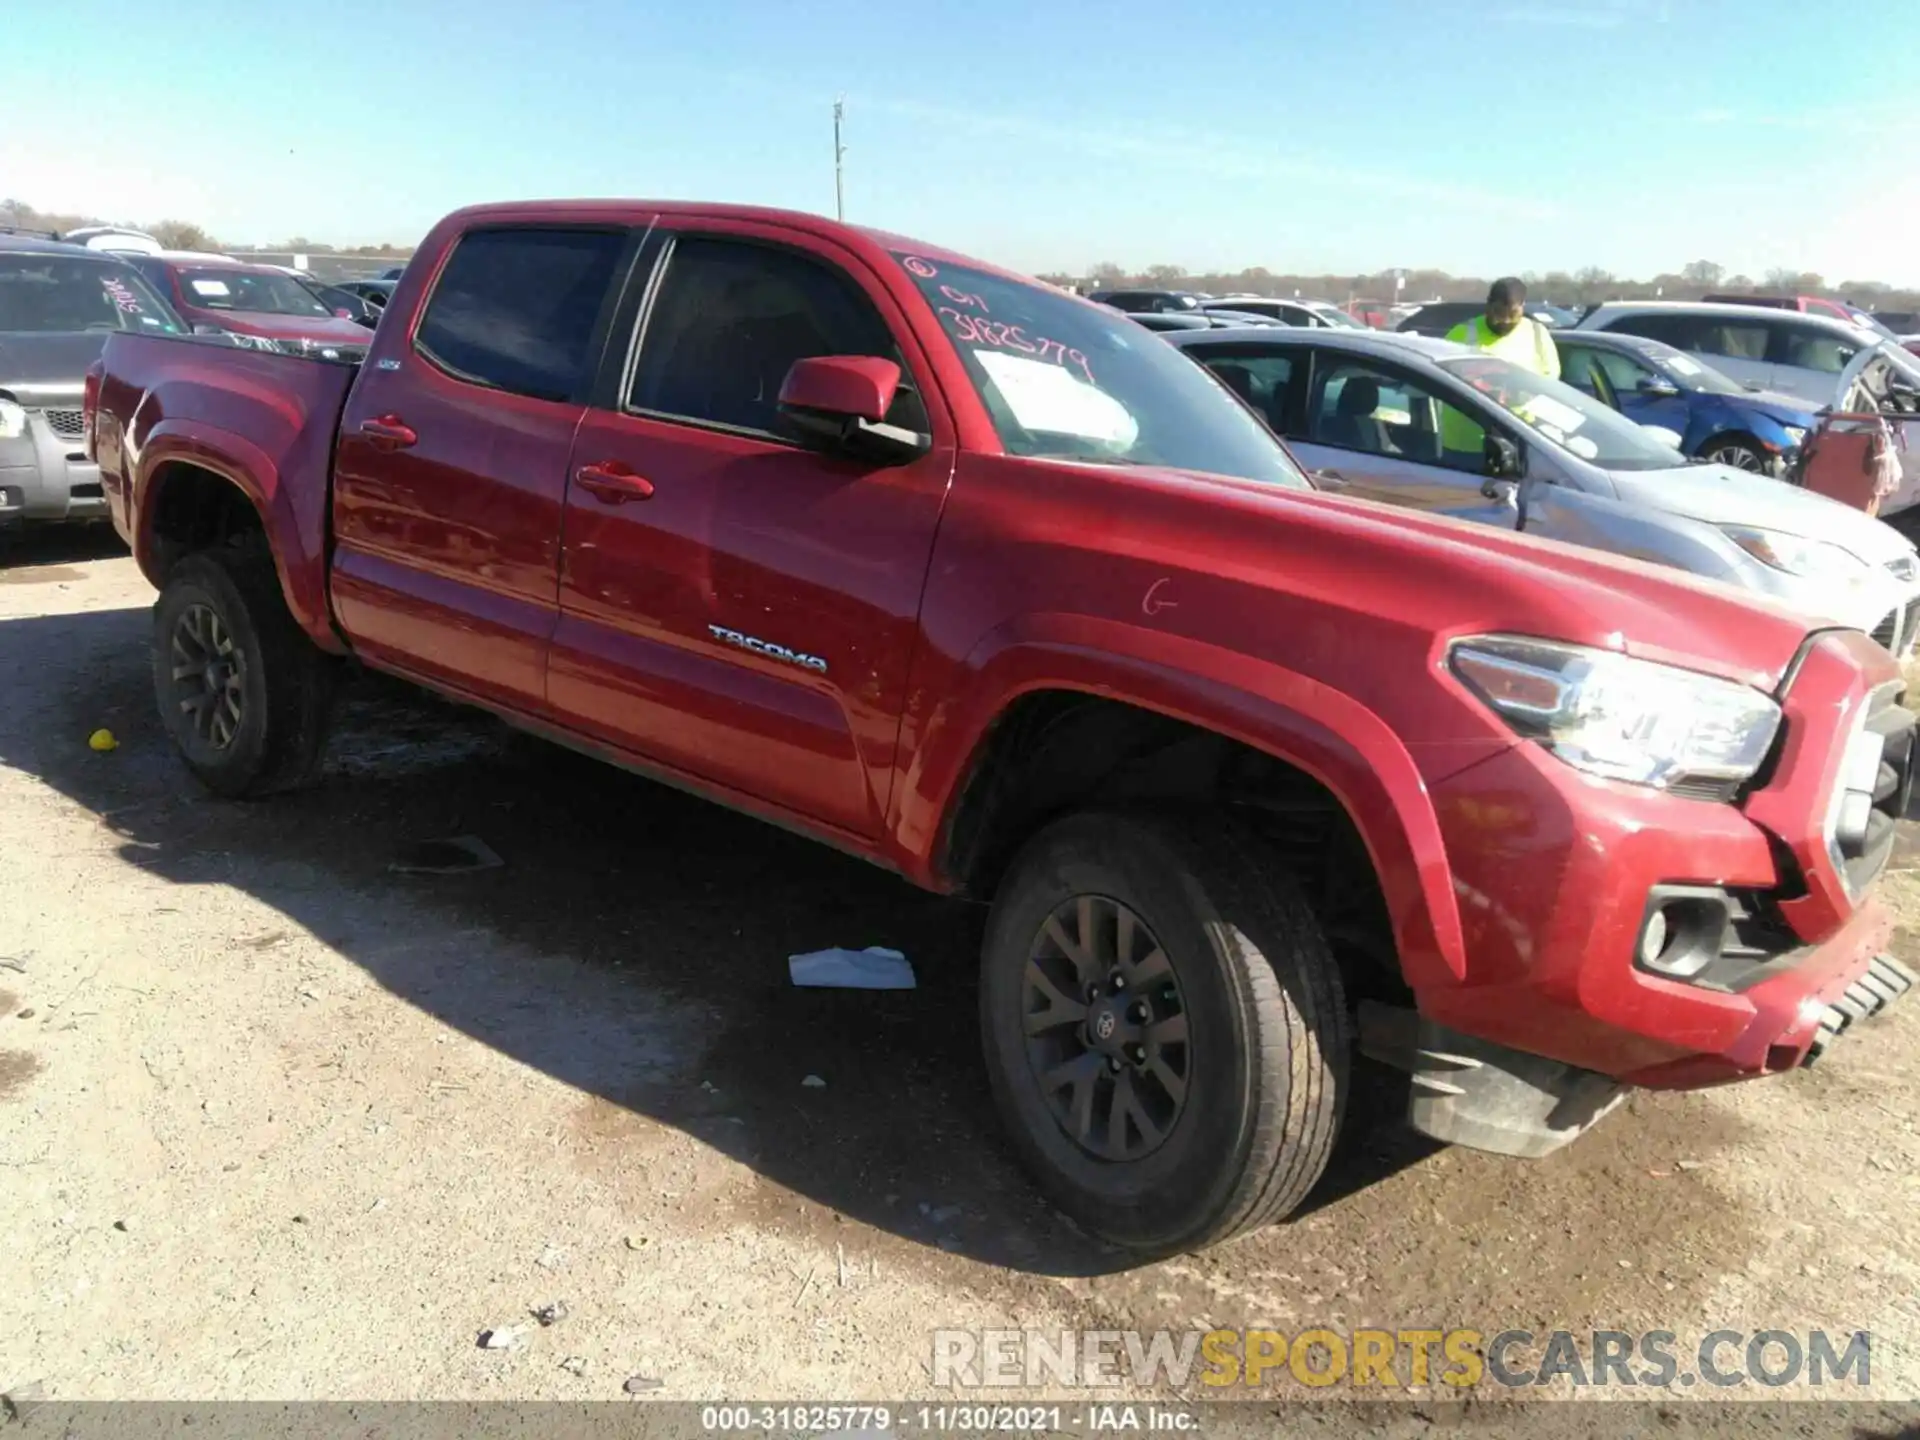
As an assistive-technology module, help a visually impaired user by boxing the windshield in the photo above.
[1308,304,1365,329]
[1439,354,1685,471]
[0,254,184,335]
[894,255,1312,489]
[179,268,332,318]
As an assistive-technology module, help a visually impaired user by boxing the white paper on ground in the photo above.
[788,946,917,990]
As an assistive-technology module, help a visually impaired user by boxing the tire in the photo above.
[980,810,1349,1255]
[151,549,336,798]
[1701,435,1768,472]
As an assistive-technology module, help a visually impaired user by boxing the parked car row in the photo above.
[1572,302,1920,510]
[82,198,1919,1257]
[1,231,373,537]
[1168,325,1920,653]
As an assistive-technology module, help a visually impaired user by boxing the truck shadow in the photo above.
[0,596,1480,1277]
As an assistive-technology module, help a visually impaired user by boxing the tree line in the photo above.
[8,196,1917,313]
[0,199,414,260]
[1037,259,1920,314]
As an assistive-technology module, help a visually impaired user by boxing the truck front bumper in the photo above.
[1414,629,1914,1103]
[0,408,109,527]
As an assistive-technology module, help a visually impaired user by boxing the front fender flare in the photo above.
[895,612,1469,991]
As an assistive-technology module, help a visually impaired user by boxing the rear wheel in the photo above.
[152,550,336,797]
[980,810,1349,1255]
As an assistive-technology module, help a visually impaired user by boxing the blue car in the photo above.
[1553,329,1817,475]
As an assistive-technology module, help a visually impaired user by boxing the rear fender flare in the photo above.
[898,614,1468,991]
[134,421,339,651]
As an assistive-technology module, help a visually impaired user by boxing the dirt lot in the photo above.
[1,531,1918,1420]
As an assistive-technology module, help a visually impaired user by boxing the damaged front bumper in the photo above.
[1360,947,1916,1159]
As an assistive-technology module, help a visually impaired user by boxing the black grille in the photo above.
[42,408,84,440]
[1841,687,1914,894]
[1871,610,1898,649]
[1666,775,1744,803]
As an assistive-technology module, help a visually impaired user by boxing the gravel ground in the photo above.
[1,530,1917,1428]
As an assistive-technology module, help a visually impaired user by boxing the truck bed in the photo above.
[92,329,362,648]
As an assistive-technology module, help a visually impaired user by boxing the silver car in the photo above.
[1168,326,1920,654]
[0,235,187,533]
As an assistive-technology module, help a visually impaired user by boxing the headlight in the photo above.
[0,398,26,439]
[1449,635,1782,792]
[1719,524,1866,581]
[1781,426,1808,446]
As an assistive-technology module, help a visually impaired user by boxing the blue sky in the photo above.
[10,0,1920,283]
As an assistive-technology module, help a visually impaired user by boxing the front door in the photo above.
[331,224,634,709]
[1565,342,1691,441]
[1284,352,1516,527]
[548,225,955,837]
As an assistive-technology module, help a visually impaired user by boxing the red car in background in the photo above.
[125,253,371,349]
[1703,292,1857,324]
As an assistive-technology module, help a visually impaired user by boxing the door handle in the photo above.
[1314,467,1348,488]
[575,461,655,503]
[359,414,417,450]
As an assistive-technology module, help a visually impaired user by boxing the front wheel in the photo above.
[1702,436,1768,472]
[152,550,336,797]
[980,811,1349,1255]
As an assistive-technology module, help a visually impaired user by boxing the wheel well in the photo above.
[1699,428,1762,457]
[941,691,1403,995]
[148,463,266,581]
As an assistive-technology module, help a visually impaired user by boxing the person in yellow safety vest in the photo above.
[1439,276,1560,460]
[1447,276,1560,379]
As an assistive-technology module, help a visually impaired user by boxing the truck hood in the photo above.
[0,331,106,404]
[1612,461,1919,568]
[1130,465,1822,694]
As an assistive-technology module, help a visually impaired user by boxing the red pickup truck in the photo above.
[87,201,1916,1256]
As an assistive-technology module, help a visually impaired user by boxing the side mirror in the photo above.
[1483,433,1523,479]
[1637,377,1681,399]
[777,355,928,465]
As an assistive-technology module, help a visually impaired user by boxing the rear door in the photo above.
[547,223,956,837]
[330,224,636,709]
[1285,350,1516,525]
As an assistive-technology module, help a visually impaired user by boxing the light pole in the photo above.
[833,97,846,222]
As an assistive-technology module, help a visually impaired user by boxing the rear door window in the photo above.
[415,227,626,402]
[1197,351,1297,432]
